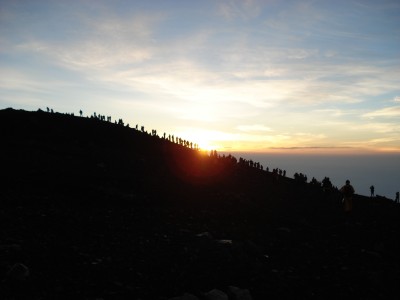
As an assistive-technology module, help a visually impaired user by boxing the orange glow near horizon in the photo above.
[175,123,400,155]
[214,142,400,156]
[178,128,227,152]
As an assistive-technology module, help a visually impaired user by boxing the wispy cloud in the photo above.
[352,122,400,134]
[18,13,160,70]
[237,124,272,132]
[363,106,400,118]
[217,0,263,21]
[268,146,353,151]
[311,109,356,118]
[368,137,400,144]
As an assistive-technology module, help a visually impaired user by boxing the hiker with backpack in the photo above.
[340,180,355,212]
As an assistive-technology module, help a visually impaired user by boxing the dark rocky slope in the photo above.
[1,108,399,299]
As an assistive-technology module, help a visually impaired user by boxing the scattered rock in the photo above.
[196,232,213,239]
[228,286,253,300]
[217,239,233,245]
[205,289,228,300]
[7,263,30,281]
[168,293,199,300]
[0,244,22,252]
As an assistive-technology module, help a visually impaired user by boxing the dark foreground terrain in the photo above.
[1,108,400,299]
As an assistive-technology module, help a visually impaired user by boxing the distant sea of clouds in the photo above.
[223,152,400,200]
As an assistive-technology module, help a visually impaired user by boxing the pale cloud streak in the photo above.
[363,107,400,119]
[13,13,161,70]
[237,124,273,132]
[217,0,263,20]
[352,122,400,134]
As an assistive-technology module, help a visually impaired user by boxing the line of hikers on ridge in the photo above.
[41,107,400,205]
[43,107,200,150]
[42,108,288,174]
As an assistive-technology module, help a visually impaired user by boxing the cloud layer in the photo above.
[1,0,399,152]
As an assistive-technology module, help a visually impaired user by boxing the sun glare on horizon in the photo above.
[178,128,225,152]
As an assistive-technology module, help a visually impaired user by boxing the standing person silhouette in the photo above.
[340,180,355,212]
[396,192,399,203]
[370,185,375,197]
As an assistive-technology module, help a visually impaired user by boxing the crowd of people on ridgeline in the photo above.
[40,107,400,208]
[42,107,200,150]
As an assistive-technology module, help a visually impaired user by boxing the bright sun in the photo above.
[179,128,221,152]
[192,133,215,151]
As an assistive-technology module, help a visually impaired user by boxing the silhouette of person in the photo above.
[370,185,375,197]
[340,180,355,212]
[322,177,333,192]
[396,192,399,203]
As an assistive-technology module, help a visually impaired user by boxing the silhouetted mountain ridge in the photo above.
[1,108,400,299]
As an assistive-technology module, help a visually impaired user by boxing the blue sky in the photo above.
[1,0,399,152]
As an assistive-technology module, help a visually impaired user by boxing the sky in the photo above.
[1,0,400,153]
